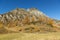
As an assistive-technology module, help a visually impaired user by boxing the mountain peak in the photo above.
[0,8,60,33]
[0,8,49,23]
[9,8,46,17]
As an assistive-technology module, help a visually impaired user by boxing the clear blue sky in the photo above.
[0,0,60,20]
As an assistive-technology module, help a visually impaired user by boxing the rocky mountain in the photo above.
[0,8,60,33]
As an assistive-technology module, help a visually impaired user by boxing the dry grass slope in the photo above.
[0,32,60,40]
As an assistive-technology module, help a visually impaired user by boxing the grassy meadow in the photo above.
[0,32,60,40]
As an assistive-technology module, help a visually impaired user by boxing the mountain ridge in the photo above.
[0,8,60,33]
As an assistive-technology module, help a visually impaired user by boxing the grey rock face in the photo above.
[0,8,51,24]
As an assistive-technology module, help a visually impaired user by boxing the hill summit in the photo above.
[0,8,60,33]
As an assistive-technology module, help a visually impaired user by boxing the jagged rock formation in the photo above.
[0,8,60,33]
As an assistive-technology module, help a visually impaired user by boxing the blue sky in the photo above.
[0,0,60,20]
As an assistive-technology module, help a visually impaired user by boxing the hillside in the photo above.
[0,8,60,33]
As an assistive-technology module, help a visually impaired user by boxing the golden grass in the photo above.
[0,32,60,40]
